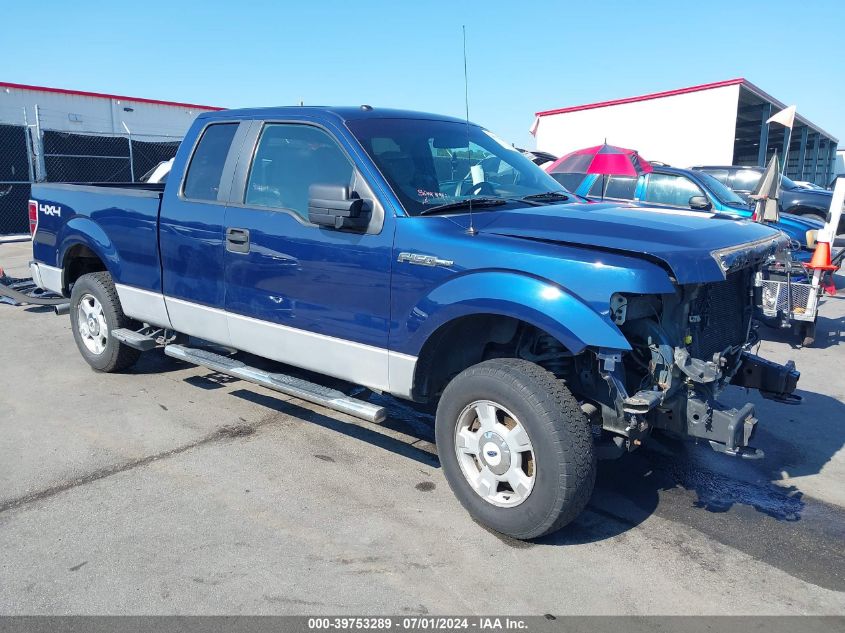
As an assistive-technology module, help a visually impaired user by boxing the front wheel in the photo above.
[69,272,141,372]
[435,358,595,539]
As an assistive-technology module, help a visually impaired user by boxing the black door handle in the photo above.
[226,227,250,253]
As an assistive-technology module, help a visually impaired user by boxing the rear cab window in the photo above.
[182,123,239,201]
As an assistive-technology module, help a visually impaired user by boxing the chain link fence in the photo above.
[0,122,34,234]
[0,112,182,235]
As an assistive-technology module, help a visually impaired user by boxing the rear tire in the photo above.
[69,272,141,372]
[435,358,595,539]
[801,321,816,348]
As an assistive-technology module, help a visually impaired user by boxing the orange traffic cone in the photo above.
[806,240,838,271]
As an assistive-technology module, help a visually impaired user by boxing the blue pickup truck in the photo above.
[28,106,800,539]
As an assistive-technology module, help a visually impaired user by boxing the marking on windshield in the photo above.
[418,190,448,205]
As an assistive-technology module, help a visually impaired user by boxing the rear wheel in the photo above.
[435,358,595,539]
[69,272,141,372]
[801,321,816,347]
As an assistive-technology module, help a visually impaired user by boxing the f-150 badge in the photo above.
[397,252,454,268]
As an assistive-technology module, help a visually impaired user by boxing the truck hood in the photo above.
[477,202,787,284]
[785,187,833,203]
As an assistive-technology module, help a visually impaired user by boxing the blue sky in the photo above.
[3,0,843,147]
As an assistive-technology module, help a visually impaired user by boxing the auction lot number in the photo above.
[308,619,394,630]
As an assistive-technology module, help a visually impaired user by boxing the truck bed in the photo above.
[30,182,165,293]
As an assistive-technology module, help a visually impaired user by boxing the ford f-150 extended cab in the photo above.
[28,106,801,539]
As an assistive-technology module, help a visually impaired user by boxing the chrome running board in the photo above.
[164,344,386,424]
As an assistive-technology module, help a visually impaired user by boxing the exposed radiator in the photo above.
[689,270,752,361]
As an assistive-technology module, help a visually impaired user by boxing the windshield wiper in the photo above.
[521,191,570,202]
[418,197,507,215]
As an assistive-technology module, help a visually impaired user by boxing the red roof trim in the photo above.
[0,81,224,111]
[535,78,745,117]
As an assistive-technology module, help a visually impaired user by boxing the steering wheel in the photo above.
[460,180,496,196]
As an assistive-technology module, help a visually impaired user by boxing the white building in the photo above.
[531,78,838,186]
[0,81,220,139]
[0,82,221,235]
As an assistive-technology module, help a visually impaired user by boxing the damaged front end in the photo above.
[578,236,801,459]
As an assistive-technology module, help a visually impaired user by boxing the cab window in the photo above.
[588,175,637,200]
[643,173,705,207]
[704,169,730,185]
[245,124,353,219]
[182,123,238,201]
[550,172,588,192]
[732,170,762,193]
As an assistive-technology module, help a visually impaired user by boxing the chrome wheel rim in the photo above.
[454,400,536,508]
[77,294,108,355]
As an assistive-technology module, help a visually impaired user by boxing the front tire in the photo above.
[435,358,595,539]
[69,272,141,372]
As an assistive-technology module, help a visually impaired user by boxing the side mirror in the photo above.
[308,184,369,231]
[689,195,712,210]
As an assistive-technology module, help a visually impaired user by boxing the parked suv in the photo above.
[547,164,823,259]
[693,165,842,233]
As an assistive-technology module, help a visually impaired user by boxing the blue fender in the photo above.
[56,217,120,286]
[401,271,632,356]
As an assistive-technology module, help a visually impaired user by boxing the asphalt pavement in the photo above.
[1,239,843,615]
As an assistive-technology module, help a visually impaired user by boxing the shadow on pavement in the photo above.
[538,430,845,591]
[747,386,845,482]
[228,388,439,468]
[545,377,845,542]
[163,338,845,590]
[757,310,845,349]
[127,348,197,376]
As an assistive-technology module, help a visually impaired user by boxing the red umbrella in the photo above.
[546,143,653,200]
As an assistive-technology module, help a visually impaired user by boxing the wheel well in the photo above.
[63,244,107,292]
[411,315,574,402]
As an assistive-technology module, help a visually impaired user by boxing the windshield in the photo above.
[346,118,570,215]
[696,171,749,206]
[779,174,799,189]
